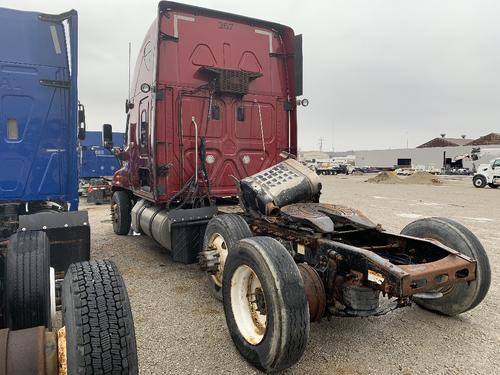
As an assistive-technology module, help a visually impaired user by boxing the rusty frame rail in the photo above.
[247,216,477,300]
[318,238,476,298]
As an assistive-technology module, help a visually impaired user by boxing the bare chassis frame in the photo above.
[246,213,476,308]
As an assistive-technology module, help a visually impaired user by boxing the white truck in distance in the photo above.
[473,158,500,188]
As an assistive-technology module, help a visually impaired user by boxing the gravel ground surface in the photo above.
[84,175,499,374]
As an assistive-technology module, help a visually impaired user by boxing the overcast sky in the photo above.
[4,1,500,151]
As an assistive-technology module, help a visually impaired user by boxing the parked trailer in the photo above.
[0,7,137,373]
[111,2,490,372]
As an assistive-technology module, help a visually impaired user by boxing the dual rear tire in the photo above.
[3,231,138,374]
[202,217,310,372]
[202,214,253,300]
[222,237,310,372]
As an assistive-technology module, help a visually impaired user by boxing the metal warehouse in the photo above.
[355,133,500,170]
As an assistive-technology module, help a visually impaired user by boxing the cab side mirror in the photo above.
[103,124,113,148]
[78,103,86,140]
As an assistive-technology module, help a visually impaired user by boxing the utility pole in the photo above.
[318,137,324,152]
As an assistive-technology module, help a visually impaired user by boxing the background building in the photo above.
[299,150,330,162]
[354,133,500,170]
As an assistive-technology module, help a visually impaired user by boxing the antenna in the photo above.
[128,42,131,100]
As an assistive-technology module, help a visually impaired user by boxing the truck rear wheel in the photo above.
[222,237,309,372]
[111,190,131,235]
[202,214,252,300]
[63,260,138,374]
[5,231,51,330]
[473,175,487,188]
[401,217,491,316]
[488,183,499,189]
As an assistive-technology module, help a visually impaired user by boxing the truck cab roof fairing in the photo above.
[158,2,294,35]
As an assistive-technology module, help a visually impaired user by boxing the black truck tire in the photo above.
[488,183,499,189]
[5,230,51,330]
[222,237,309,372]
[112,190,131,235]
[473,175,487,188]
[63,260,138,374]
[202,214,253,300]
[401,217,491,316]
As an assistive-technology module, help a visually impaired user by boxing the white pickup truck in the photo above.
[473,158,500,188]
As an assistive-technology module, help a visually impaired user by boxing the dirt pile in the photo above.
[366,171,442,185]
[404,171,442,185]
[366,172,403,184]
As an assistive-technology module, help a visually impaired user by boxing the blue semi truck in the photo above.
[79,129,124,180]
[79,128,123,204]
[0,7,137,373]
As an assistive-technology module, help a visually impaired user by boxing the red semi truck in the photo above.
[112,2,490,372]
[112,1,301,261]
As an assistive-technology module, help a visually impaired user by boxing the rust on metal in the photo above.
[45,331,58,375]
[57,326,67,375]
[280,203,376,232]
[2,326,46,375]
[250,218,322,247]
[319,238,477,298]
[245,196,480,313]
[297,263,326,322]
[399,254,476,295]
[281,203,334,232]
[247,274,266,336]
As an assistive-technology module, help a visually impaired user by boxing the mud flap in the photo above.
[87,189,107,204]
[169,206,217,264]
[18,211,90,274]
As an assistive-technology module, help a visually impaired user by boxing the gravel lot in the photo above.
[84,175,499,374]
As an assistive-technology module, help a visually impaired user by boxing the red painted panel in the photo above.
[115,3,298,204]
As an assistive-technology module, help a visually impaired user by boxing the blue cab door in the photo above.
[0,7,78,207]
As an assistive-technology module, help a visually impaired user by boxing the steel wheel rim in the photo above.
[230,264,267,345]
[49,267,56,327]
[474,178,483,187]
[208,232,227,287]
